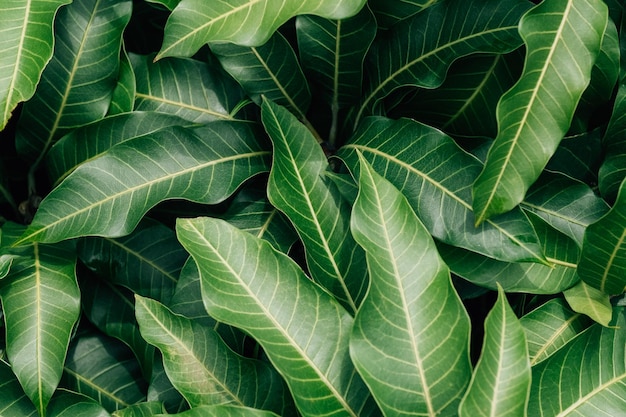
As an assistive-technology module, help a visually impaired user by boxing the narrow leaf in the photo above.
[472,0,608,223]
[563,281,613,326]
[176,217,379,417]
[349,154,471,416]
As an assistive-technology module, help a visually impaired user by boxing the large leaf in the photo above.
[349,154,471,416]
[599,82,626,201]
[354,0,531,125]
[0,359,37,416]
[18,123,270,244]
[337,117,546,264]
[156,0,367,59]
[135,295,296,415]
[367,0,441,29]
[472,0,608,223]
[262,99,368,313]
[46,390,110,417]
[0,0,71,130]
[528,308,626,416]
[155,405,279,417]
[175,217,379,417]
[459,286,530,417]
[0,223,80,415]
[15,0,132,164]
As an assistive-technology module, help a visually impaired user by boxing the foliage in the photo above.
[1,0,625,415]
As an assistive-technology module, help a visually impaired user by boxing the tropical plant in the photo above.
[1,0,625,415]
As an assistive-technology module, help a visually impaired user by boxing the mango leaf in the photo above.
[131,54,246,123]
[367,0,441,29]
[472,0,608,224]
[47,389,110,417]
[15,0,132,164]
[349,154,471,416]
[563,281,613,326]
[354,0,531,125]
[0,359,37,416]
[262,99,368,313]
[528,308,626,415]
[18,123,271,244]
[61,329,147,412]
[578,178,626,294]
[112,401,165,417]
[0,223,80,415]
[175,217,379,417]
[146,0,179,11]
[155,404,279,417]
[147,354,188,414]
[135,295,296,415]
[210,32,311,121]
[0,0,71,130]
[108,45,136,116]
[520,298,591,366]
[599,83,626,201]
[156,0,367,59]
[337,117,546,264]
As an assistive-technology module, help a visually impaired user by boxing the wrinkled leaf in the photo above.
[563,281,613,326]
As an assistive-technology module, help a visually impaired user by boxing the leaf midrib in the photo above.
[134,92,234,120]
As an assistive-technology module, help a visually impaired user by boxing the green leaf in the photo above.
[0,223,80,415]
[262,99,368,313]
[367,0,441,29]
[112,401,165,417]
[155,404,279,417]
[175,217,378,417]
[18,123,270,244]
[108,45,136,116]
[15,0,132,164]
[563,281,613,326]
[135,295,296,415]
[599,83,626,201]
[210,32,311,120]
[472,0,608,223]
[156,0,367,58]
[578,178,626,294]
[130,54,246,123]
[528,308,626,416]
[459,286,530,417]
[355,0,531,125]
[349,153,471,416]
[0,359,38,416]
[147,354,188,414]
[0,0,71,130]
[47,389,111,417]
[61,329,147,412]
[337,117,546,264]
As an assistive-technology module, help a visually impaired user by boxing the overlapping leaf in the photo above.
[113,401,164,417]
[15,0,132,164]
[337,117,546,263]
[0,360,37,416]
[599,83,626,201]
[472,0,608,223]
[176,217,379,417]
[154,405,279,417]
[18,123,271,244]
[156,0,367,58]
[355,0,531,125]
[0,0,71,130]
[563,281,613,326]
[108,45,136,116]
[367,0,440,29]
[459,286,530,417]
[262,99,368,313]
[349,154,471,416]
[46,390,110,417]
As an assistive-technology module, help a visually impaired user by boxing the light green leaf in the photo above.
[262,99,368,313]
[349,154,471,416]
[337,117,546,264]
[472,0,608,223]
[578,178,626,294]
[459,286,530,417]
[528,308,626,416]
[112,401,165,417]
[211,32,311,121]
[156,0,367,59]
[108,45,136,116]
[175,217,379,417]
[355,0,531,125]
[155,404,279,417]
[131,54,247,123]
[563,281,613,326]
[367,0,441,29]
[0,359,37,416]
[18,123,270,244]
[0,223,80,415]
[0,254,17,280]
[47,389,110,417]
[16,0,132,164]
[135,295,296,415]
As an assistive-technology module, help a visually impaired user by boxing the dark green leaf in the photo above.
[599,82,626,201]
[0,359,37,416]
[47,389,111,417]
[155,404,279,417]
[108,45,136,116]
[367,0,441,29]
[112,401,165,417]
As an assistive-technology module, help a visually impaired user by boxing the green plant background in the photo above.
[1,0,626,416]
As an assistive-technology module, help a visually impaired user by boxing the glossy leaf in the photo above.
[136,295,295,415]
[0,359,37,416]
[155,404,279,417]
[599,83,626,201]
[349,154,471,416]
[367,0,441,29]
[263,99,368,313]
[563,281,613,326]
[472,0,608,223]
[211,32,311,120]
[355,0,531,124]
[15,0,132,163]
[156,0,367,58]
[176,217,379,417]
[337,117,546,264]
[459,286,530,417]
[0,0,71,130]
[46,389,110,417]
[18,123,271,244]
[528,309,626,416]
